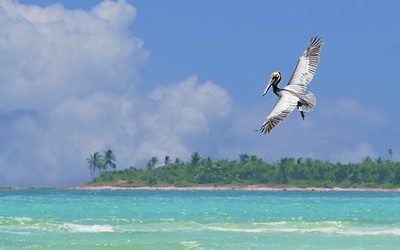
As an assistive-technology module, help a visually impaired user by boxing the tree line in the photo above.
[87,151,400,188]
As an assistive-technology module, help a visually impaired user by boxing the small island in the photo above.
[79,150,400,191]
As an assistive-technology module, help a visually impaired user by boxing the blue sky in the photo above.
[1,0,400,186]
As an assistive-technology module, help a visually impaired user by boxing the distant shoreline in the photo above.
[63,185,400,192]
[2,185,400,192]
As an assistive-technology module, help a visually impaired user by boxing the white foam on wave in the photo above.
[253,221,288,226]
[180,241,201,249]
[203,225,338,234]
[206,226,270,233]
[7,231,32,235]
[340,228,400,236]
[62,223,114,233]
[56,220,400,236]
[202,221,400,236]
[0,216,33,225]
[14,217,33,223]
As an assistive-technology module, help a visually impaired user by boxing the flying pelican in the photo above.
[259,37,323,134]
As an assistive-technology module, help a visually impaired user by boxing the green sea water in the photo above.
[1,190,400,249]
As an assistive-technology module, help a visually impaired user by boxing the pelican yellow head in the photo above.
[263,71,281,96]
[271,71,280,78]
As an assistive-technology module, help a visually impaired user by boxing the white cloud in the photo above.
[149,76,232,133]
[92,0,136,26]
[0,0,147,186]
[133,76,233,164]
[0,0,147,111]
[0,0,233,188]
[51,92,136,153]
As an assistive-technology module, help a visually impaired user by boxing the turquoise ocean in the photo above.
[1,190,400,249]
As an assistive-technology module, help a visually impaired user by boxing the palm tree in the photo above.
[86,152,104,176]
[87,153,96,176]
[147,156,158,170]
[388,148,393,159]
[164,155,171,167]
[174,157,182,164]
[239,154,250,164]
[103,149,117,171]
[191,152,201,167]
[95,152,106,173]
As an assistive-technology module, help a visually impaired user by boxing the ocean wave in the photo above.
[202,221,400,236]
[2,217,400,236]
[205,225,400,235]
[14,217,32,223]
[0,216,55,231]
[180,241,202,249]
[0,216,33,226]
[253,221,287,226]
[61,223,114,233]
[115,220,400,236]
[340,228,400,236]
[0,217,114,233]
[113,220,400,236]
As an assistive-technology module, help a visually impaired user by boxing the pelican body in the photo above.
[260,37,323,134]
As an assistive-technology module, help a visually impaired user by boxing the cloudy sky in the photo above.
[1,0,399,186]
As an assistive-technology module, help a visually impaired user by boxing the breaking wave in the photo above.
[180,241,202,249]
[117,220,400,236]
[199,220,400,235]
[2,216,400,236]
[0,217,113,233]
[61,223,114,233]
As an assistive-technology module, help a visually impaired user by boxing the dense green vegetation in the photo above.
[87,151,400,188]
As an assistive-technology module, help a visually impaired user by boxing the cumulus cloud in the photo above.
[133,76,233,163]
[0,0,148,186]
[0,0,237,186]
[92,0,136,26]
[0,0,147,111]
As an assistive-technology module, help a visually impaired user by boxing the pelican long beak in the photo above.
[263,78,274,96]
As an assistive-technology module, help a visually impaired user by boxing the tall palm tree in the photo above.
[103,149,117,171]
[388,148,393,159]
[86,152,104,176]
[164,155,170,167]
[147,156,158,170]
[86,153,96,177]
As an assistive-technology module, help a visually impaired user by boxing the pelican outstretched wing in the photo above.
[260,92,299,134]
[287,37,323,93]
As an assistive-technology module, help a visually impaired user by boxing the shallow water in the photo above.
[1,190,400,249]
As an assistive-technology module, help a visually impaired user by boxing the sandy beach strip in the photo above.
[65,185,400,192]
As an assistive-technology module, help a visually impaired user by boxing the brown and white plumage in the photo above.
[260,92,299,133]
[259,37,323,134]
[287,37,323,93]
